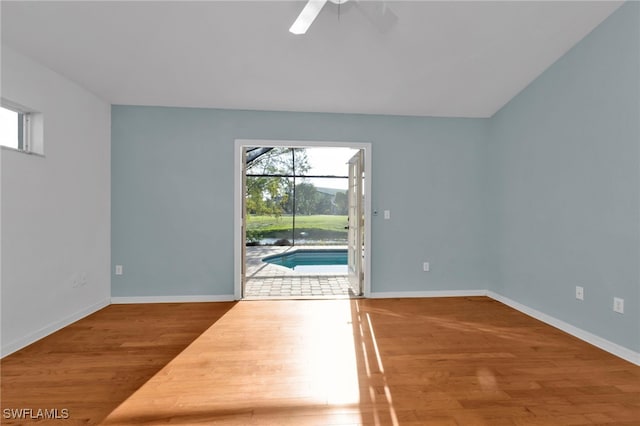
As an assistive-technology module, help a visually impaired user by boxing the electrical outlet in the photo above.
[613,297,624,314]
[115,265,123,275]
[423,262,430,272]
[575,286,584,301]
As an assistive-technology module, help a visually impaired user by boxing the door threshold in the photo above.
[242,295,363,301]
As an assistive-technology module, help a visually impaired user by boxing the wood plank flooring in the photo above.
[1,297,639,425]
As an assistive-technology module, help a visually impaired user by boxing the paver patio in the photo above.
[243,245,358,299]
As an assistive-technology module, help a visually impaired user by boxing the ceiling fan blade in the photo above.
[289,0,329,35]
[354,0,397,33]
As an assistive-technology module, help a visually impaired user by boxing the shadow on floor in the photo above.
[0,302,236,425]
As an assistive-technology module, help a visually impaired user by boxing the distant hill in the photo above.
[316,187,347,196]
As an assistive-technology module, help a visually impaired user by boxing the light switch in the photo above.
[384,210,390,220]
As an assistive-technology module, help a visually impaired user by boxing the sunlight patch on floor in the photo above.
[100,300,365,425]
[300,300,360,405]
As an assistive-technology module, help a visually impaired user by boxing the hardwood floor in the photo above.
[2,297,639,425]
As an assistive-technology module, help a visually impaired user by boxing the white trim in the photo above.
[362,147,372,297]
[368,289,639,365]
[233,140,243,300]
[369,290,487,299]
[487,291,640,366]
[3,290,638,366]
[235,139,372,150]
[1,298,110,358]
[234,139,373,299]
[110,295,235,304]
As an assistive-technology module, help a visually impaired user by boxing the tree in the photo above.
[246,147,310,176]
[246,176,284,216]
[315,192,334,215]
[334,191,348,215]
[245,148,310,217]
[294,182,318,215]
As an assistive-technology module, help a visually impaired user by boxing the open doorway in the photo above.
[234,140,371,300]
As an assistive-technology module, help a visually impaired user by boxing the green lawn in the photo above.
[247,214,347,231]
[246,214,348,243]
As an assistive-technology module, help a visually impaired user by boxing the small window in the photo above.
[0,102,42,154]
[0,105,30,151]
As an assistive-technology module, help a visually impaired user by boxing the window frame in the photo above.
[1,100,42,155]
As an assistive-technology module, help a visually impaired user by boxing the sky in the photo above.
[304,147,359,190]
[0,106,20,149]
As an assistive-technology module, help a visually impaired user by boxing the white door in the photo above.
[241,147,247,298]
[347,150,364,295]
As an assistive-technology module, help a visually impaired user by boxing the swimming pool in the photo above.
[262,249,348,273]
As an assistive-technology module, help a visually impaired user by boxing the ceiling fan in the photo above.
[289,0,397,35]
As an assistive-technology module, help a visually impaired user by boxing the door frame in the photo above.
[233,139,372,300]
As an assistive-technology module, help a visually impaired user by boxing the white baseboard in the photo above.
[5,290,638,366]
[1,298,110,358]
[111,294,236,304]
[368,289,639,366]
[369,290,487,299]
[487,291,640,366]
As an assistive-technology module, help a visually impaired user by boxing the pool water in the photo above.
[263,249,348,273]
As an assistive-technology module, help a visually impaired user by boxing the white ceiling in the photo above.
[1,1,623,118]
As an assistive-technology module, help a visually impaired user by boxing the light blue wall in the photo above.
[111,109,490,297]
[489,2,640,351]
[112,1,639,353]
